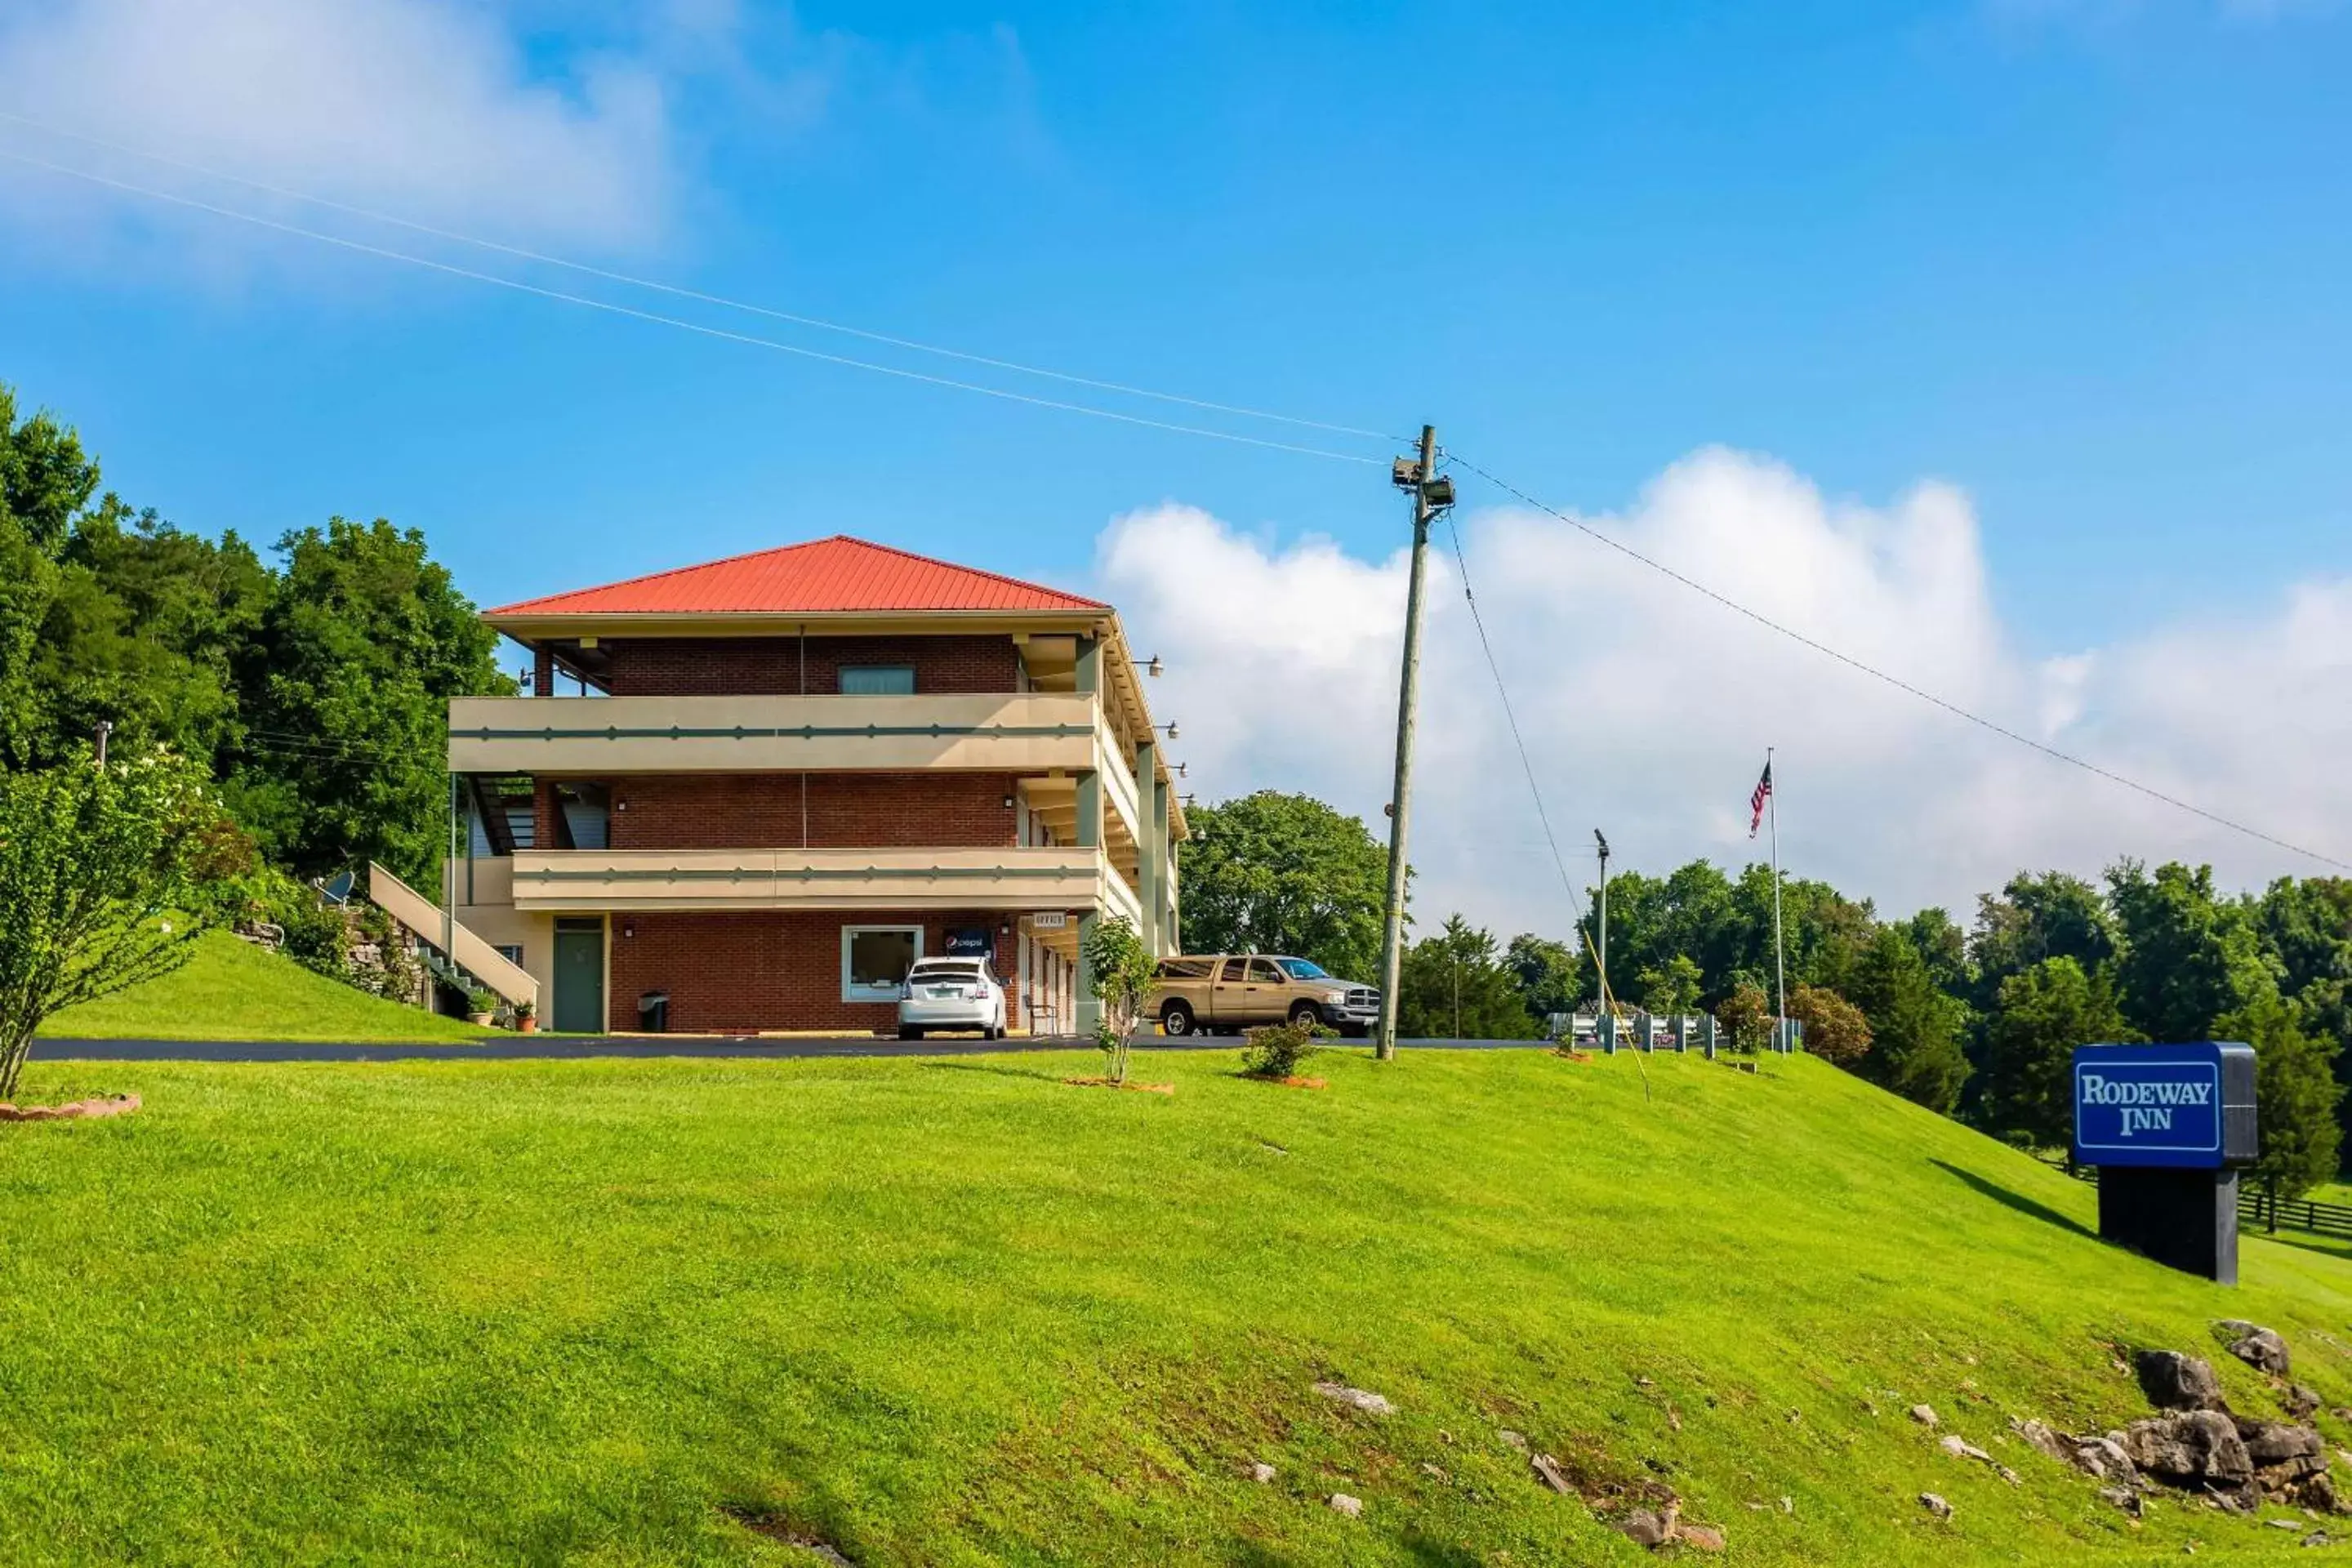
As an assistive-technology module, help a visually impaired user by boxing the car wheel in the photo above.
[1160,1000,1195,1037]
[1287,1001,1321,1030]
[899,1026,924,1041]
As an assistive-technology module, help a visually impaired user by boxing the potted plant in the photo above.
[464,987,497,1027]
[514,998,538,1034]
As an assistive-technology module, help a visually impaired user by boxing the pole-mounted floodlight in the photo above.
[1156,721,1179,742]
[1144,654,1165,678]
[1594,828,1610,858]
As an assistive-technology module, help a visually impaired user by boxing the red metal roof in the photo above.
[485,534,1108,618]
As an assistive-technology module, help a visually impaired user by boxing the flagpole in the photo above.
[1768,746,1787,1042]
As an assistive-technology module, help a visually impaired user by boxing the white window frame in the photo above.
[841,924,924,1003]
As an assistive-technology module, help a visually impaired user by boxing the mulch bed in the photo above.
[1548,1049,1595,1063]
[1062,1077,1176,1094]
[1241,1074,1328,1089]
[0,1093,140,1122]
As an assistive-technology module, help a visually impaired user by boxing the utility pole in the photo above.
[1593,828,1610,1005]
[93,719,113,768]
[1375,425,1448,1061]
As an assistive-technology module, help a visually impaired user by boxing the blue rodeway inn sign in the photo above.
[2070,1041,2257,1282]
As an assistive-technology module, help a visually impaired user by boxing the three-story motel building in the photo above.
[408,535,1183,1036]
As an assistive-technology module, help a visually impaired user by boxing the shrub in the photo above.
[1240,1018,1330,1080]
[1714,982,1772,1054]
[1788,983,1872,1067]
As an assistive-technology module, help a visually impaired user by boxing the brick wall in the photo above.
[608,773,1019,850]
[608,909,1028,1033]
[602,635,1019,697]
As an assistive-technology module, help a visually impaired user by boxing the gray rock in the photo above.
[1249,1462,1276,1484]
[2074,1436,2142,1486]
[1313,1382,1395,1417]
[1939,1434,1992,1463]
[2286,1385,2323,1419]
[1918,1492,1953,1521]
[2136,1349,2229,1413]
[2098,1486,2143,1517]
[2011,1417,2071,1463]
[2235,1418,2323,1472]
[1909,1404,1939,1428]
[1617,1509,1672,1548]
[1677,1522,1726,1552]
[2219,1321,2292,1376]
[1327,1494,1362,1518]
[2118,1410,2255,1490]
[1498,1428,1528,1452]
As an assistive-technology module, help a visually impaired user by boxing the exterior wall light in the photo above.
[1144,655,1164,678]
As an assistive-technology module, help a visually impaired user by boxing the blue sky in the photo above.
[1,0,2347,915]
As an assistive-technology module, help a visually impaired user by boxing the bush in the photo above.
[1240,1019,1329,1080]
[1714,982,1772,1054]
[1788,983,1872,1067]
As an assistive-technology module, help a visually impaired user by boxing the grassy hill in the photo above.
[4,1046,2350,1565]
[37,929,490,1042]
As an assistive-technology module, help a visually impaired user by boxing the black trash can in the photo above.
[638,991,670,1033]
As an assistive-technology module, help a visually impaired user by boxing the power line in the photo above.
[0,109,1405,446]
[1445,452,2352,875]
[0,147,1385,467]
[1437,501,1591,921]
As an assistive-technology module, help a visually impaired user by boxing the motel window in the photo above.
[494,943,523,967]
[839,665,916,695]
[842,925,923,1003]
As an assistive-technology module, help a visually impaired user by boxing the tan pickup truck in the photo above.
[1147,954,1381,1037]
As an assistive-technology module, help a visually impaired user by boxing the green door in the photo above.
[552,919,605,1033]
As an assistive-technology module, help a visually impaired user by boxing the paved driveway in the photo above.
[38,1035,1540,1063]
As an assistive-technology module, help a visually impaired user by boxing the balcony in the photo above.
[507,844,1137,915]
[448,693,1102,777]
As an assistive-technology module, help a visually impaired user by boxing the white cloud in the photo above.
[1101,448,2352,938]
[0,0,694,252]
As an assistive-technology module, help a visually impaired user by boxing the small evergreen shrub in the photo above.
[1240,1019,1329,1080]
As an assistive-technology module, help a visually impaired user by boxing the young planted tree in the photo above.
[0,746,220,1098]
[1398,916,1537,1040]
[1082,914,1156,1086]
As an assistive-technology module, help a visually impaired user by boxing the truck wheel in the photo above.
[1160,1000,1196,1036]
[1288,1001,1321,1030]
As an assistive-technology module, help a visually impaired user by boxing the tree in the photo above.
[1178,791,1389,981]
[1845,926,1971,1111]
[1787,983,1871,1067]
[2108,860,2275,1043]
[232,518,508,880]
[30,501,270,772]
[0,747,221,1098]
[1637,953,1703,1018]
[1398,916,1537,1040]
[1505,932,1585,1025]
[0,384,100,766]
[1715,982,1773,1054]
[1978,958,2136,1153]
[1082,915,1155,1086]
[2218,991,2341,1205]
[1968,871,2118,1009]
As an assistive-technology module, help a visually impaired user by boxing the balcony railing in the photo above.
[506,844,1137,915]
[448,693,1105,777]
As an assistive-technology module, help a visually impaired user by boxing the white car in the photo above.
[897,957,1007,1040]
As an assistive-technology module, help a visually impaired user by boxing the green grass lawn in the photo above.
[4,1048,2350,1566]
[37,929,492,1042]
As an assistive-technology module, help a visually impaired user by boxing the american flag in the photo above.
[1748,760,1773,839]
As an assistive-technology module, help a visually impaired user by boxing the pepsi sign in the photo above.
[2071,1043,2257,1171]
